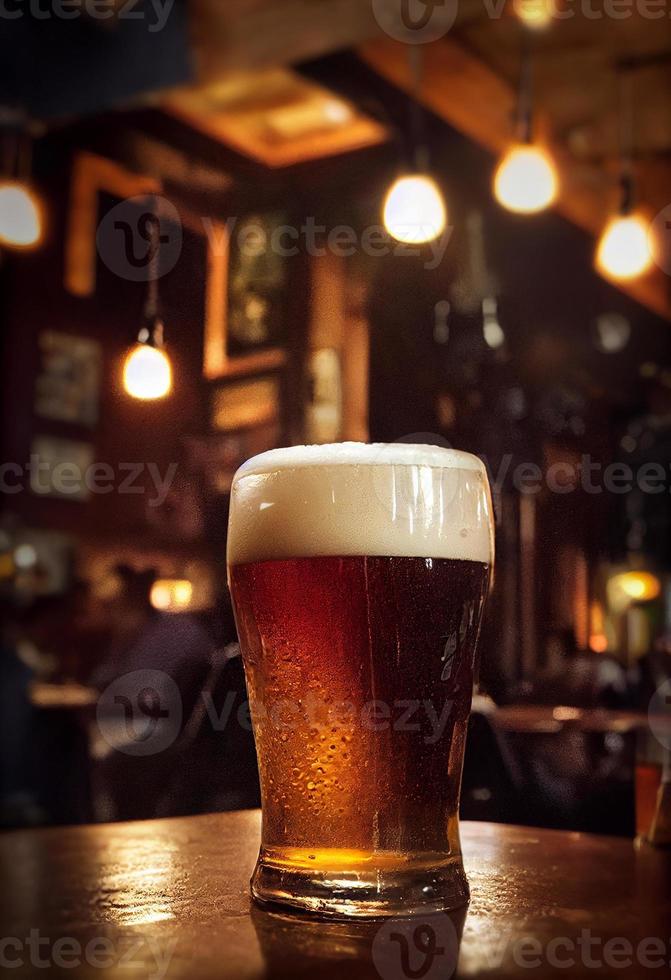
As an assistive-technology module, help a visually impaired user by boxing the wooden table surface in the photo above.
[490,704,669,735]
[1,811,669,979]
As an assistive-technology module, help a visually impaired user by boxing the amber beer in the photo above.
[227,443,494,917]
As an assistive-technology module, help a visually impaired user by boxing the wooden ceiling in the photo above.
[360,7,671,318]
[153,1,671,319]
[457,8,671,162]
[164,70,387,167]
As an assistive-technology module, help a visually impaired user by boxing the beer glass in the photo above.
[227,443,494,917]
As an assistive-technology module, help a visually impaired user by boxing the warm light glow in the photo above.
[0,181,43,248]
[382,174,447,244]
[150,579,193,612]
[494,145,558,214]
[322,99,353,125]
[553,706,582,722]
[611,571,661,603]
[515,0,554,29]
[588,600,608,653]
[122,343,172,400]
[596,214,653,281]
[14,543,37,570]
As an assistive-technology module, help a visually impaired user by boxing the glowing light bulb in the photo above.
[595,214,653,281]
[515,0,554,30]
[150,579,193,612]
[494,145,558,214]
[123,343,172,400]
[383,174,447,244]
[0,181,43,248]
[14,543,37,569]
[612,571,661,603]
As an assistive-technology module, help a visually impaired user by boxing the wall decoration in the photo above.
[227,212,287,354]
[34,331,102,427]
[10,528,73,596]
[306,347,342,443]
[29,436,95,502]
[65,152,160,297]
[211,375,280,433]
[203,215,288,380]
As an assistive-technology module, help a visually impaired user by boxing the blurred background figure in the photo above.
[90,564,211,694]
[90,565,259,821]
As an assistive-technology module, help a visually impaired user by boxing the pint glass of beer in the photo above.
[227,443,494,917]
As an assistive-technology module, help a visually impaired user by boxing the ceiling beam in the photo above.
[188,0,384,82]
[360,36,671,322]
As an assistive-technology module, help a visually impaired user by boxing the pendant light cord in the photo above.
[144,198,160,323]
[517,36,534,144]
[139,197,166,349]
[618,71,635,214]
[408,45,428,171]
[1,115,32,182]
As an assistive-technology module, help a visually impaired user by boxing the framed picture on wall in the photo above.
[34,331,102,428]
[227,212,288,356]
[29,436,95,502]
[210,374,281,433]
[306,347,342,444]
[203,214,289,380]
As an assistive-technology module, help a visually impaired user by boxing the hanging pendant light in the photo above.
[122,205,173,401]
[595,74,652,282]
[494,144,558,214]
[382,47,447,246]
[596,213,652,281]
[383,173,446,244]
[493,43,559,215]
[515,0,554,31]
[0,117,44,250]
[123,317,172,401]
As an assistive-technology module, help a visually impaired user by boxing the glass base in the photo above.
[250,848,470,919]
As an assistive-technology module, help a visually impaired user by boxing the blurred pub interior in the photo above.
[1,1,671,839]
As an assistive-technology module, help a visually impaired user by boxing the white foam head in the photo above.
[227,442,494,566]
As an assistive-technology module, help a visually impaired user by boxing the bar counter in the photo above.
[1,810,669,978]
